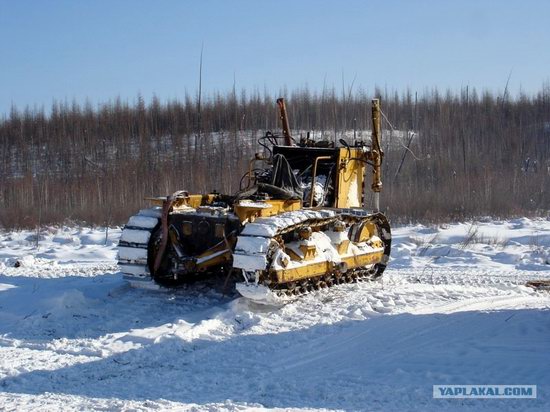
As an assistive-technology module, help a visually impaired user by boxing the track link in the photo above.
[234,209,391,303]
[270,267,382,297]
[117,207,161,288]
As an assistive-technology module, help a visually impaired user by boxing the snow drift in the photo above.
[0,219,549,411]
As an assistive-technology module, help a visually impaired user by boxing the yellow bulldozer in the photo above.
[117,98,391,303]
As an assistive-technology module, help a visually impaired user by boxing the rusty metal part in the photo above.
[370,98,383,211]
[526,280,550,290]
[153,194,176,273]
[276,98,293,146]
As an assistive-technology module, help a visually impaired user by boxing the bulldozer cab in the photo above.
[272,145,366,209]
[255,96,382,212]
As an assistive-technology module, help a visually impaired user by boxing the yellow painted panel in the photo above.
[335,148,366,208]
[273,249,384,283]
[234,199,302,223]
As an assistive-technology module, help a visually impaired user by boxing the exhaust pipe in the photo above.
[276,98,293,146]
[371,98,383,212]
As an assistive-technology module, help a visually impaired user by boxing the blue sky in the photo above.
[1,0,549,114]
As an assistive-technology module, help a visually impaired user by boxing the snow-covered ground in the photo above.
[1,218,549,411]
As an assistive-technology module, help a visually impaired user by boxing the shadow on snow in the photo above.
[1,303,549,411]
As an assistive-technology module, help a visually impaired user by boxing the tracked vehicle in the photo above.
[118,98,391,302]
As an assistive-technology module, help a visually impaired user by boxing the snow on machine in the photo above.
[117,98,391,302]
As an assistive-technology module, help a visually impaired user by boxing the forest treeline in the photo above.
[1,85,549,228]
